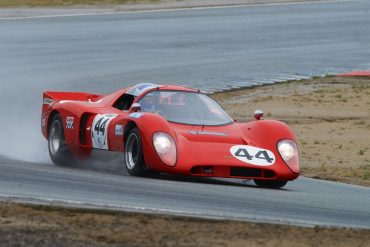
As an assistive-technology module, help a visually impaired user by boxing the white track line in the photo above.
[0,0,358,20]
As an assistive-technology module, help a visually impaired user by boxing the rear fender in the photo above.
[44,103,94,158]
[42,91,103,115]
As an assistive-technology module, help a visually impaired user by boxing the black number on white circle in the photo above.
[255,150,274,163]
[235,148,253,160]
[235,148,274,163]
[94,118,109,135]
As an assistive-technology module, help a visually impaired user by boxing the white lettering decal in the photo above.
[66,117,74,129]
[115,125,124,136]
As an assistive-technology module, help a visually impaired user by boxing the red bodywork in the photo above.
[41,84,300,181]
[338,70,370,77]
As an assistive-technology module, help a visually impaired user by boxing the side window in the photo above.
[113,94,135,110]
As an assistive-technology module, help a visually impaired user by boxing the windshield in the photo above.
[138,90,233,126]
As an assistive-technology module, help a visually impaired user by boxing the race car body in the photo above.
[41,83,299,188]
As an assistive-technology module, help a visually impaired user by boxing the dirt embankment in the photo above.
[1,202,370,247]
[212,76,370,186]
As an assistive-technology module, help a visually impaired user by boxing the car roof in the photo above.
[126,83,197,97]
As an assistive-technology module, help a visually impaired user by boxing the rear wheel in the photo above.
[124,127,146,176]
[48,114,73,166]
[254,179,288,188]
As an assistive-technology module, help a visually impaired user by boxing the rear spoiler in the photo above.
[42,91,103,111]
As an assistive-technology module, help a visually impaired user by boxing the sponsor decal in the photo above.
[66,117,74,129]
[230,145,275,166]
[91,114,117,149]
[43,98,54,105]
[188,130,228,137]
[129,112,144,119]
[115,125,124,136]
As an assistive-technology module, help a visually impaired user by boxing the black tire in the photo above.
[124,127,146,176]
[48,114,73,166]
[254,179,288,189]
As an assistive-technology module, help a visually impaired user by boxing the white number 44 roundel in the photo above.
[230,145,275,166]
[92,114,117,149]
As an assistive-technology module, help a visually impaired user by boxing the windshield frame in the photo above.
[135,89,234,126]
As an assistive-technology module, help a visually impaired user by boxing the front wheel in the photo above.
[254,179,288,188]
[124,128,146,176]
[48,114,73,166]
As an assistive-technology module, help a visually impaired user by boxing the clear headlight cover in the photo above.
[277,140,300,174]
[153,132,177,167]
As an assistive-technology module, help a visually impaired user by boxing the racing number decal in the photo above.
[230,145,275,166]
[91,114,117,149]
[94,118,108,135]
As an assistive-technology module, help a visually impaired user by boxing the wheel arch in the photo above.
[47,110,61,138]
[121,114,174,172]
[124,121,139,142]
[123,122,147,176]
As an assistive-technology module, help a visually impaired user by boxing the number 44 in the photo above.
[235,148,274,163]
[94,118,109,135]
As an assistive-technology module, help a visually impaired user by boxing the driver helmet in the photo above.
[140,92,159,112]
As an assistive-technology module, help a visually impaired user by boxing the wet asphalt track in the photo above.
[0,156,370,229]
[0,0,370,228]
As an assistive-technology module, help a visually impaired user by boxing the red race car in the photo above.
[41,83,299,188]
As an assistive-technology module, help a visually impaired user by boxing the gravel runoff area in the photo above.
[213,76,370,187]
[1,76,369,246]
[0,0,327,18]
[1,202,370,247]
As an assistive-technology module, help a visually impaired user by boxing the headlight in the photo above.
[277,140,299,174]
[153,132,177,167]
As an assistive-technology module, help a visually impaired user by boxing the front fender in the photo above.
[120,113,174,170]
[241,120,297,147]
[241,119,299,176]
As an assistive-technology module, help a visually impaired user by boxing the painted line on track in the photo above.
[0,0,358,20]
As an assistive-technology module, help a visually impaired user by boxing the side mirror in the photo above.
[254,109,263,120]
[130,103,141,113]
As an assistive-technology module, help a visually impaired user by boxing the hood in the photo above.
[169,122,246,145]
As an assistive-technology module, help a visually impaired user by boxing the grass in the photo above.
[363,171,370,180]
[0,0,160,7]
